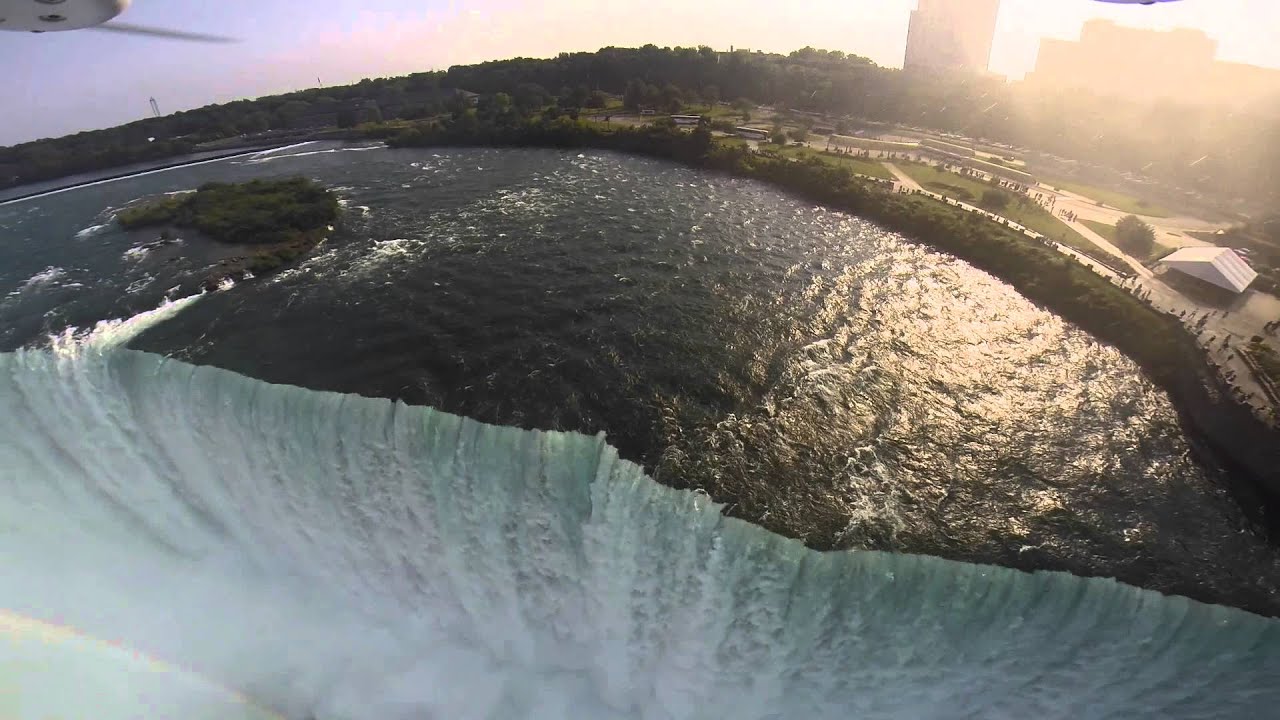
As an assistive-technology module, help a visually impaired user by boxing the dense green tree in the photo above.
[659,84,683,113]
[336,106,359,129]
[1115,215,1156,257]
[357,104,383,124]
[980,189,1012,211]
[561,84,591,110]
[275,100,312,129]
[398,104,429,120]
[623,79,646,111]
[117,177,338,245]
[6,43,1280,212]
[239,112,271,134]
[513,83,550,112]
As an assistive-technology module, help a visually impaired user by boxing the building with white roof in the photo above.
[1160,246,1257,294]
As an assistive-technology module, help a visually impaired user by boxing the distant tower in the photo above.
[149,97,161,118]
[904,0,1002,74]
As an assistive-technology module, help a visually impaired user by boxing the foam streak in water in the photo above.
[46,293,203,353]
[0,349,1278,720]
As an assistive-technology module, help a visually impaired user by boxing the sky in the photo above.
[2,0,1279,146]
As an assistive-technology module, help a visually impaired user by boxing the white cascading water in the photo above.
[2,343,1279,719]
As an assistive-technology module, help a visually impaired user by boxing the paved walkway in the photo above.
[882,162,922,192]
[1051,212,1154,279]
[1049,210,1277,418]
[1038,185,1231,252]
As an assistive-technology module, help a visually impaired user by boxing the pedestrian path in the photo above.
[882,162,922,192]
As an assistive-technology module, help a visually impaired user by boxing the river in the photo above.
[1,141,1278,718]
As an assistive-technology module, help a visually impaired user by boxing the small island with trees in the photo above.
[117,177,339,288]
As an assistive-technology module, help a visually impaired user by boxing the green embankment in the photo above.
[895,162,1101,255]
[1043,178,1172,218]
[767,145,893,179]
[1081,219,1119,244]
[1081,218,1172,262]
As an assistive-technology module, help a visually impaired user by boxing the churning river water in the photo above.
[1,142,1278,719]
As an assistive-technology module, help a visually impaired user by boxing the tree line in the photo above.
[3,44,1278,209]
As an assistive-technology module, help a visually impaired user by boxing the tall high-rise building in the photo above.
[1026,20,1280,108]
[904,0,1002,74]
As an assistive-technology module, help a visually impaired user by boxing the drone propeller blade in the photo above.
[91,22,236,43]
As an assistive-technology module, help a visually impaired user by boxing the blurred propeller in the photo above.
[90,22,235,43]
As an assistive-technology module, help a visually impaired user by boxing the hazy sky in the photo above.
[2,0,1278,146]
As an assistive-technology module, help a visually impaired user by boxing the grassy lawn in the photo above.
[769,145,893,179]
[580,118,621,131]
[683,104,744,120]
[830,135,919,152]
[897,161,1109,255]
[897,161,991,200]
[1005,207,1084,247]
[1080,219,1171,261]
[1041,177,1172,218]
[1081,219,1118,244]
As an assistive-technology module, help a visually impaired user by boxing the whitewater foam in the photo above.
[1,347,1278,719]
[122,237,183,261]
[10,266,67,295]
[125,275,155,294]
[46,293,203,353]
[244,144,386,164]
[75,223,110,238]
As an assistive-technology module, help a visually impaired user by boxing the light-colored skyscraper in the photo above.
[904,0,1002,74]
[1026,20,1280,108]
